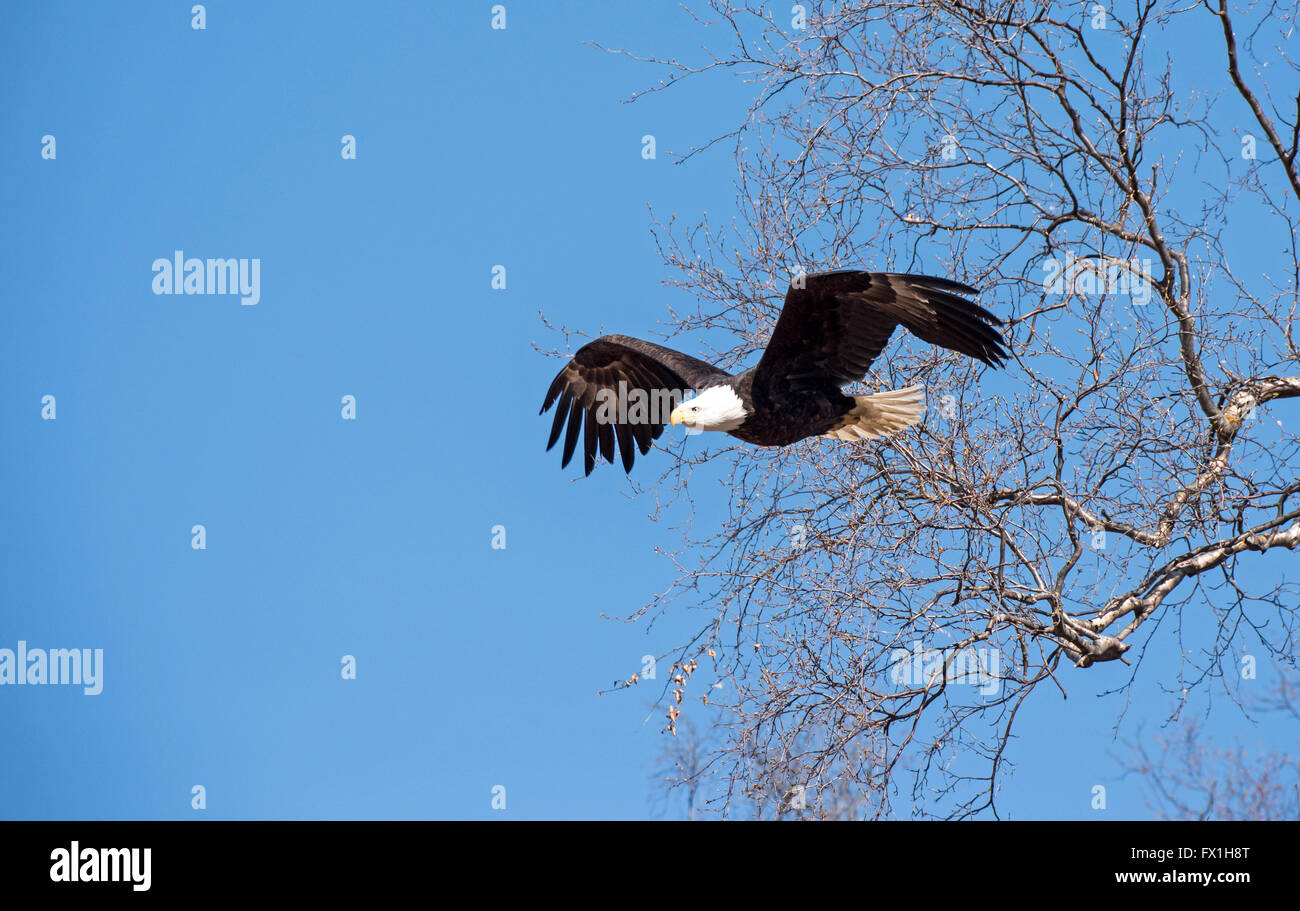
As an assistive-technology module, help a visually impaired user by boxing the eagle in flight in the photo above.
[539,270,1011,475]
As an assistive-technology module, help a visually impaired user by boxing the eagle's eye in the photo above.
[691,406,699,412]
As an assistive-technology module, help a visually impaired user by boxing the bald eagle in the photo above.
[539,270,1010,475]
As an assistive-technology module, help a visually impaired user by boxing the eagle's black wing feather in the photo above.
[539,335,731,475]
[753,271,1010,393]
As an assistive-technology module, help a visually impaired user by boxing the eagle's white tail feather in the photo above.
[824,385,925,441]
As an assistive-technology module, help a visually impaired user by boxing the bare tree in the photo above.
[654,712,892,819]
[651,713,710,819]
[1119,671,1300,818]
[603,0,1300,818]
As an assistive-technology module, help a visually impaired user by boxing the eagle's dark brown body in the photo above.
[720,370,855,447]
[540,270,1011,475]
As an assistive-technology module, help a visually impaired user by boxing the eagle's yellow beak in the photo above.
[669,406,686,426]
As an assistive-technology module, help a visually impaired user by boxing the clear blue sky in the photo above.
[0,1,1292,820]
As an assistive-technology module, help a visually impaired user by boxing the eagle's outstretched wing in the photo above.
[539,335,730,475]
[753,271,1010,393]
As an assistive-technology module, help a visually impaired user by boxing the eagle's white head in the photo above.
[670,385,748,432]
